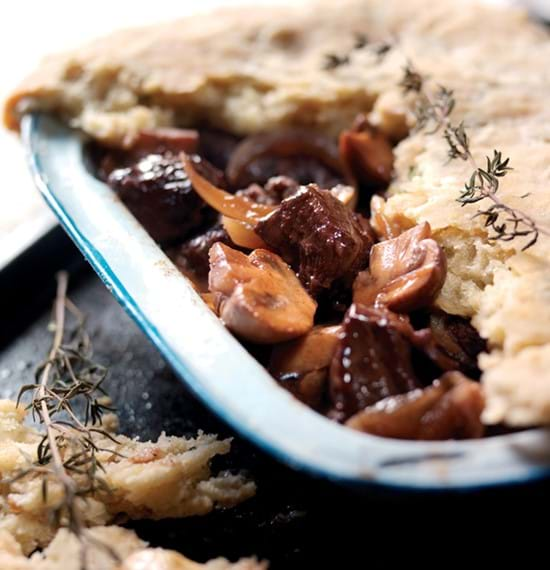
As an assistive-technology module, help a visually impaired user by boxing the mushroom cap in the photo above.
[209,243,317,344]
[353,222,446,312]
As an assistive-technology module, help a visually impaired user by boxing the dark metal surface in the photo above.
[0,231,547,566]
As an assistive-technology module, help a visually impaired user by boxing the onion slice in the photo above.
[226,129,343,188]
[222,216,268,249]
[181,153,276,222]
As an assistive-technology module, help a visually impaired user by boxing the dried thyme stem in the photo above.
[401,61,548,250]
[14,271,121,569]
[39,273,75,497]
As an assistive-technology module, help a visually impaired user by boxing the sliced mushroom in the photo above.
[369,195,411,241]
[339,116,394,186]
[208,243,316,344]
[353,222,446,313]
[346,371,485,440]
[270,325,342,377]
[269,325,341,407]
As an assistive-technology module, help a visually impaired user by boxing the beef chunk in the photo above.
[91,128,198,181]
[107,154,224,244]
[255,185,374,294]
[329,304,422,420]
[346,371,485,440]
[171,225,233,287]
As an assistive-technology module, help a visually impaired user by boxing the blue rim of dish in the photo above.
[22,113,550,492]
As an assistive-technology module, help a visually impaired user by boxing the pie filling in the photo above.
[89,119,506,441]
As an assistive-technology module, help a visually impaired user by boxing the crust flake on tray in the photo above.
[0,400,255,556]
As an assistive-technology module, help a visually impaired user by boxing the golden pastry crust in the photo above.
[4,0,550,425]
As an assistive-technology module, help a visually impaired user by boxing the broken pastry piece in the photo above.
[0,400,254,556]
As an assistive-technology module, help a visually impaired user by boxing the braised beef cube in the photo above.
[171,225,233,285]
[108,154,224,244]
[346,371,485,440]
[255,185,374,294]
[329,304,422,420]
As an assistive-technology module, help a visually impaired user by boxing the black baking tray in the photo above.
[0,228,547,566]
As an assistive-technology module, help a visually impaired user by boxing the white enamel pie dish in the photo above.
[23,113,550,491]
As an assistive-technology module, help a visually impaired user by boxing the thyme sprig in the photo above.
[400,61,546,251]
[12,272,121,569]
[323,33,393,69]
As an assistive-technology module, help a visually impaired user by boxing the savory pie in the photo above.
[5,0,550,433]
